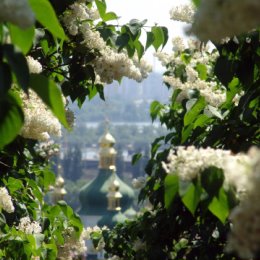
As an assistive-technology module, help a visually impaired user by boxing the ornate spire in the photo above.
[98,125,117,169]
[52,164,67,204]
[107,166,122,211]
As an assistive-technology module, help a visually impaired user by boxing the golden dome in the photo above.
[99,130,117,169]
[99,131,116,148]
[107,171,123,211]
[55,175,65,187]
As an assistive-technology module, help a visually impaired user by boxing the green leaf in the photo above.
[181,182,202,215]
[8,24,35,54]
[0,212,6,227]
[196,64,207,80]
[128,19,146,38]
[150,100,163,122]
[226,77,240,104]
[29,74,68,128]
[208,188,229,223]
[103,12,118,22]
[145,31,155,50]
[70,214,83,236]
[43,169,56,190]
[95,0,106,18]
[6,177,24,193]
[29,0,67,40]
[181,123,194,143]
[201,167,224,197]
[161,26,169,49]
[192,0,201,7]
[0,62,12,94]
[184,97,206,126]
[181,53,191,64]
[3,44,30,92]
[151,26,165,51]
[96,84,105,101]
[134,40,144,60]
[116,33,130,51]
[151,136,164,157]
[132,153,142,165]
[40,39,49,55]
[0,92,24,149]
[194,114,210,128]
[207,105,223,119]
[164,175,179,209]
[88,85,98,100]
[58,201,73,218]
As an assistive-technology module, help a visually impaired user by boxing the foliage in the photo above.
[0,0,259,260]
[0,0,168,259]
[91,13,260,260]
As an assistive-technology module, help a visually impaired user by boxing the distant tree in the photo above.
[63,145,83,181]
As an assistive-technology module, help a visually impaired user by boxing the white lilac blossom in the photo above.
[162,146,252,193]
[163,76,226,107]
[17,216,42,234]
[26,56,43,74]
[0,187,15,213]
[162,146,230,181]
[226,147,260,259]
[84,225,109,252]
[192,0,260,42]
[62,2,99,36]
[62,0,152,84]
[0,0,35,29]
[155,37,228,107]
[21,55,62,141]
[132,177,146,189]
[84,225,108,239]
[20,90,62,141]
[171,37,186,52]
[153,52,172,66]
[34,140,60,158]
[170,4,195,23]
[57,227,88,260]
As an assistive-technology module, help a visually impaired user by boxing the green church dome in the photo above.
[78,130,136,217]
[78,168,135,215]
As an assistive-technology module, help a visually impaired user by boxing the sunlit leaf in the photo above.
[8,24,35,54]
[103,12,118,22]
[134,40,144,60]
[29,0,67,40]
[145,31,155,50]
[181,182,202,215]
[184,97,206,126]
[208,188,229,223]
[0,92,24,149]
[196,64,207,80]
[150,100,163,122]
[151,26,165,51]
[95,0,106,18]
